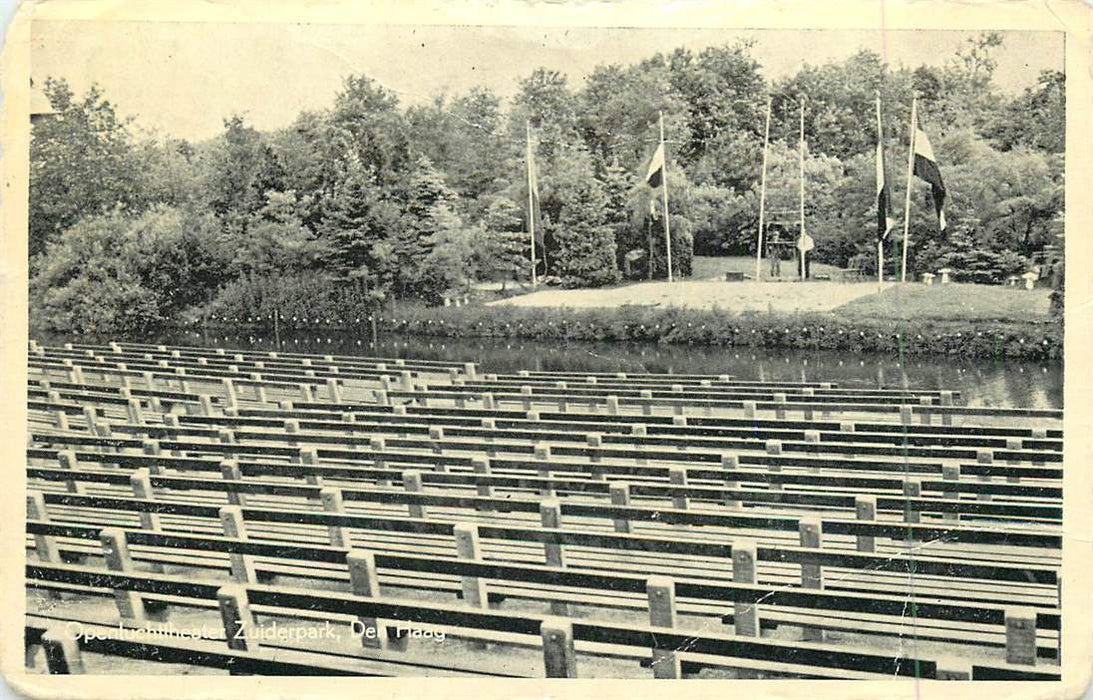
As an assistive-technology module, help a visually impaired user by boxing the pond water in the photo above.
[47,329,1062,410]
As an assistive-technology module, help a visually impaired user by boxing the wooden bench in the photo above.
[23,340,1063,679]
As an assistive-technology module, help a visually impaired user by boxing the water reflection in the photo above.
[44,330,1062,410]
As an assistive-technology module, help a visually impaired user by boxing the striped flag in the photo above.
[645,143,665,188]
[876,140,895,241]
[913,127,947,231]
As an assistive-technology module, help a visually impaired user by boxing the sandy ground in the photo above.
[489,280,888,314]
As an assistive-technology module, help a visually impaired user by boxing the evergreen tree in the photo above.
[407,87,516,223]
[328,75,411,187]
[474,194,530,287]
[391,157,473,301]
[543,147,620,287]
[316,149,399,292]
[598,160,642,273]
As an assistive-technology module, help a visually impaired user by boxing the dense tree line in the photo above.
[29,33,1063,333]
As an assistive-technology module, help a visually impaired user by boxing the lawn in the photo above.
[834,283,1052,321]
[484,256,1052,322]
[490,279,880,313]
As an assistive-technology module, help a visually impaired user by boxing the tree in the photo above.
[230,192,326,279]
[541,147,620,287]
[293,75,421,296]
[645,169,695,279]
[687,183,759,256]
[30,206,227,333]
[510,68,580,162]
[917,32,1006,138]
[316,149,400,290]
[473,194,529,287]
[327,75,411,186]
[578,59,685,171]
[204,115,286,234]
[417,211,476,303]
[407,87,516,222]
[771,50,916,161]
[668,42,766,166]
[934,131,1062,258]
[29,79,144,257]
[598,160,641,271]
[989,71,1064,153]
[133,136,204,210]
[270,109,333,230]
[390,157,472,300]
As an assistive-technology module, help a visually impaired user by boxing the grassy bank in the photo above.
[185,271,1060,360]
[369,303,1060,360]
[836,284,1052,321]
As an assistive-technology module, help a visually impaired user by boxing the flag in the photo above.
[913,127,947,231]
[875,140,895,241]
[526,137,543,247]
[645,143,665,188]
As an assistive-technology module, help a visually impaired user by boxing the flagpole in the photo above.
[877,241,884,292]
[798,97,806,282]
[755,96,772,282]
[875,93,884,292]
[659,112,673,283]
[901,96,917,284]
[526,121,537,287]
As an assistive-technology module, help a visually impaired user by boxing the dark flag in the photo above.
[913,127,947,231]
[645,143,665,188]
[876,140,895,241]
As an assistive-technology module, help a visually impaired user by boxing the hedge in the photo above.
[193,303,1062,361]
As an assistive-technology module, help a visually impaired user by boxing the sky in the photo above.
[30,21,1063,142]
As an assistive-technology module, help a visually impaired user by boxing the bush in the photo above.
[31,206,227,335]
[345,303,1061,360]
[907,225,1031,284]
[198,273,381,326]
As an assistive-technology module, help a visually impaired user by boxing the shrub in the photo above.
[198,273,381,326]
[31,206,227,335]
[342,303,1061,360]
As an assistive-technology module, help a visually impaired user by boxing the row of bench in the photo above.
[25,341,1063,679]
